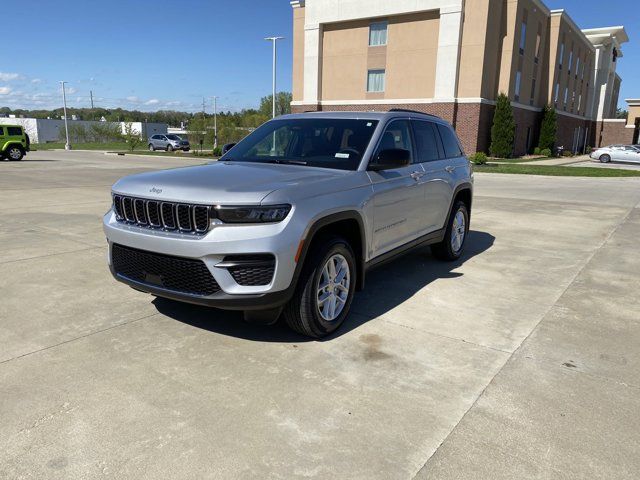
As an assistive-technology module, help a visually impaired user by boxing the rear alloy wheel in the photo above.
[149,144,155,151]
[284,236,356,338]
[431,200,469,261]
[166,144,173,152]
[599,154,611,163]
[7,146,24,161]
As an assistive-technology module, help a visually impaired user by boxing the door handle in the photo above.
[445,165,455,173]
[410,171,425,180]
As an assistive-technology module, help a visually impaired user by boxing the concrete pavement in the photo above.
[1,151,639,479]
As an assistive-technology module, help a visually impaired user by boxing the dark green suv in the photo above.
[0,124,30,161]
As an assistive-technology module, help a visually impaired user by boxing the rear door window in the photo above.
[436,124,463,158]
[7,126,22,136]
[412,121,442,162]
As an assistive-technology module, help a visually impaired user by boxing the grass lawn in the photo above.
[475,163,640,177]
[487,156,553,163]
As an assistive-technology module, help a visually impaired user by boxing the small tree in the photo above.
[122,122,142,151]
[538,105,557,151]
[490,93,516,158]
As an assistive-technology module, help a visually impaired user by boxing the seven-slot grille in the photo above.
[112,194,210,234]
[111,244,220,296]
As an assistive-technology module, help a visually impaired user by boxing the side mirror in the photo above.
[368,148,411,171]
[222,143,237,155]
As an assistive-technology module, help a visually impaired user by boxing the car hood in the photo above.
[112,161,347,204]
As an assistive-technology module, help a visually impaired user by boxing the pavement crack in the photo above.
[411,200,638,480]
[0,313,159,366]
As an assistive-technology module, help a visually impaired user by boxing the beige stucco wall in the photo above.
[292,7,306,102]
[320,12,439,101]
[321,20,370,100]
[385,12,439,99]
[548,13,594,115]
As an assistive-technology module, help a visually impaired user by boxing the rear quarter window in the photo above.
[437,124,463,158]
[7,126,23,136]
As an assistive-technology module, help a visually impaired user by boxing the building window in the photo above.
[369,21,388,46]
[554,83,560,106]
[514,71,522,101]
[578,93,582,112]
[530,78,536,106]
[568,49,573,74]
[563,87,568,110]
[575,56,580,79]
[535,23,542,63]
[367,69,385,92]
[559,43,565,68]
[519,21,527,54]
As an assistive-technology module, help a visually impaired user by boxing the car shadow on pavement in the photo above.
[153,230,495,342]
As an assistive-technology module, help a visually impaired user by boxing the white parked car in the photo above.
[590,145,640,164]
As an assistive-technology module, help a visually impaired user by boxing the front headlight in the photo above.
[215,204,291,224]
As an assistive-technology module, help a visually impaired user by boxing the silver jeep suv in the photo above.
[104,110,473,337]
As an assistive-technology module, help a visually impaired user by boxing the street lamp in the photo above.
[60,81,71,150]
[211,96,218,149]
[264,36,284,118]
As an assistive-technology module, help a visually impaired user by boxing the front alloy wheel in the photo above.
[8,146,23,161]
[284,236,356,338]
[317,254,351,321]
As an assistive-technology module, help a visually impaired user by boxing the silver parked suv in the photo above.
[104,110,473,337]
[148,134,190,152]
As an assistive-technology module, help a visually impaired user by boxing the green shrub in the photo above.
[540,148,552,157]
[562,150,573,157]
[533,147,541,155]
[538,105,557,151]
[585,146,592,154]
[490,93,515,158]
[213,146,222,156]
[469,152,488,165]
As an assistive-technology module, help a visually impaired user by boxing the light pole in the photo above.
[264,36,284,118]
[60,81,71,150]
[211,96,218,149]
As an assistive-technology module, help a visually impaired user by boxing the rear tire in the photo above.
[7,146,24,161]
[283,235,356,338]
[599,154,611,163]
[431,201,469,261]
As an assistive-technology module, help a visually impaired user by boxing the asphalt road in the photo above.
[1,151,639,479]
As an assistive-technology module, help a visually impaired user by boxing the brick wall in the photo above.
[595,120,635,147]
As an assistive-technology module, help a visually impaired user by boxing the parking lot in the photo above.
[1,150,639,479]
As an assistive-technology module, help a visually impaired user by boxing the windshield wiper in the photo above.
[265,159,308,165]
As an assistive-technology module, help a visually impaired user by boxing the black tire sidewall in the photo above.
[600,155,610,163]
[445,201,469,260]
[301,238,357,336]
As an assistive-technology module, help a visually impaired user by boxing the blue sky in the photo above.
[1,0,637,113]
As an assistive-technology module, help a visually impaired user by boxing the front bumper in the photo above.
[103,210,302,310]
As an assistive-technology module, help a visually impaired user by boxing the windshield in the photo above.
[166,134,181,140]
[221,118,379,170]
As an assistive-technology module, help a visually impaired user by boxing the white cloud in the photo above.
[0,86,12,95]
[126,96,140,103]
[31,78,42,84]
[66,87,77,94]
[0,72,22,82]
[145,98,159,105]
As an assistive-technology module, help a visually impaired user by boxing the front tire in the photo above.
[283,236,356,338]
[166,144,173,152]
[148,144,155,151]
[431,201,469,261]
[599,154,611,163]
[7,146,24,161]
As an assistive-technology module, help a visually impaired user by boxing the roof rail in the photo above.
[388,108,438,117]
